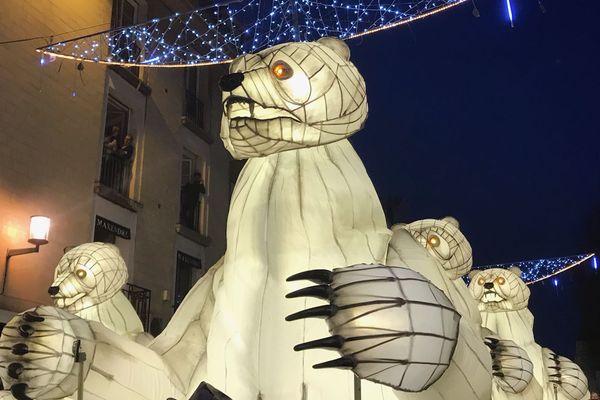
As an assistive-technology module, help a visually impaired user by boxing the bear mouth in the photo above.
[481,289,505,304]
[224,96,301,122]
[52,292,87,309]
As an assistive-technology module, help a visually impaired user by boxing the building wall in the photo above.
[0,0,231,327]
[0,0,112,310]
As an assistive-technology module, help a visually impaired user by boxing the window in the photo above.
[111,0,142,74]
[179,152,208,235]
[112,0,138,28]
[100,96,135,197]
[184,69,205,129]
[174,251,202,309]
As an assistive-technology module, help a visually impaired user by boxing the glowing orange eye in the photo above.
[76,269,87,279]
[272,61,293,80]
[427,235,440,248]
[477,277,485,286]
[496,276,506,285]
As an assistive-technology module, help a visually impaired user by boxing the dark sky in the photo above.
[347,0,600,358]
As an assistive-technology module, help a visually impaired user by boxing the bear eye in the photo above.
[272,61,293,80]
[76,269,87,279]
[477,277,485,286]
[427,234,440,248]
[496,276,506,285]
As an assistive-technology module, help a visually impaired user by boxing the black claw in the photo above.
[12,343,29,356]
[484,340,498,351]
[286,285,332,300]
[294,335,345,351]
[286,269,333,284]
[17,325,34,338]
[492,372,505,378]
[11,383,33,400]
[8,363,24,379]
[313,356,357,369]
[492,364,501,371]
[22,311,44,323]
[285,304,337,321]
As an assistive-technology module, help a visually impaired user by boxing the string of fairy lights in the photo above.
[37,0,467,67]
[470,253,597,286]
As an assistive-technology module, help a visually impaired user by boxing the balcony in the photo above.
[96,151,141,211]
[100,153,131,196]
[177,188,211,246]
[182,90,212,144]
[122,283,151,331]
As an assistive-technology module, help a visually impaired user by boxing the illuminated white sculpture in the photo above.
[469,268,589,400]
[0,39,500,399]
[49,242,148,341]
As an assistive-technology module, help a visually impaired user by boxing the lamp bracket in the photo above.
[6,245,40,258]
[2,245,42,295]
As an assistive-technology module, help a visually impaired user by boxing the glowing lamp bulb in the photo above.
[28,216,50,246]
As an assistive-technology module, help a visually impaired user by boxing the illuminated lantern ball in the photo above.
[287,264,461,392]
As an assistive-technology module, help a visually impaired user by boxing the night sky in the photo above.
[347,0,600,358]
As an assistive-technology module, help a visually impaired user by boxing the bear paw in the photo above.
[484,336,534,393]
[543,348,588,400]
[286,264,461,392]
[0,306,95,400]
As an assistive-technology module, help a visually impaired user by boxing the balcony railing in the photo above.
[100,153,132,197]
[180,198,200,232]
[122,283,151,332]
[184,90,204,128]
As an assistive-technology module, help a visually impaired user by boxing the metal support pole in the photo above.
[354,375,361,400]
[73,339,86,400]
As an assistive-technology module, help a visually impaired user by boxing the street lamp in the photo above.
[2,215,51,295]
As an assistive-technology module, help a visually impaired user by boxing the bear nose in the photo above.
[484,282,494,289]
[219,72,244,92]
[48,286,60,296]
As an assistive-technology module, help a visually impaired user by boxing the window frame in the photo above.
[183,68,205,129]
[178,151,209,236]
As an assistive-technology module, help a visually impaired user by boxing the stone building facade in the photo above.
[0,0,231,330]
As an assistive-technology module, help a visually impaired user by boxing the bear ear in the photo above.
[442,216,460,228]
[317,37,351,61]
[468,270,480,280]
[509,266,522,277]
[390,223,406,232]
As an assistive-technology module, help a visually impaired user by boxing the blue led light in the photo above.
[505,0,514,27]
[468,253,595,286]
[593,256,598,270]
[553,278,558,287]
[37,0,468,67]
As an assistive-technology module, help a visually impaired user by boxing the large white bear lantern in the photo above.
[469,268,589,400]
[0,38,496,400]
[49,242,147,340]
